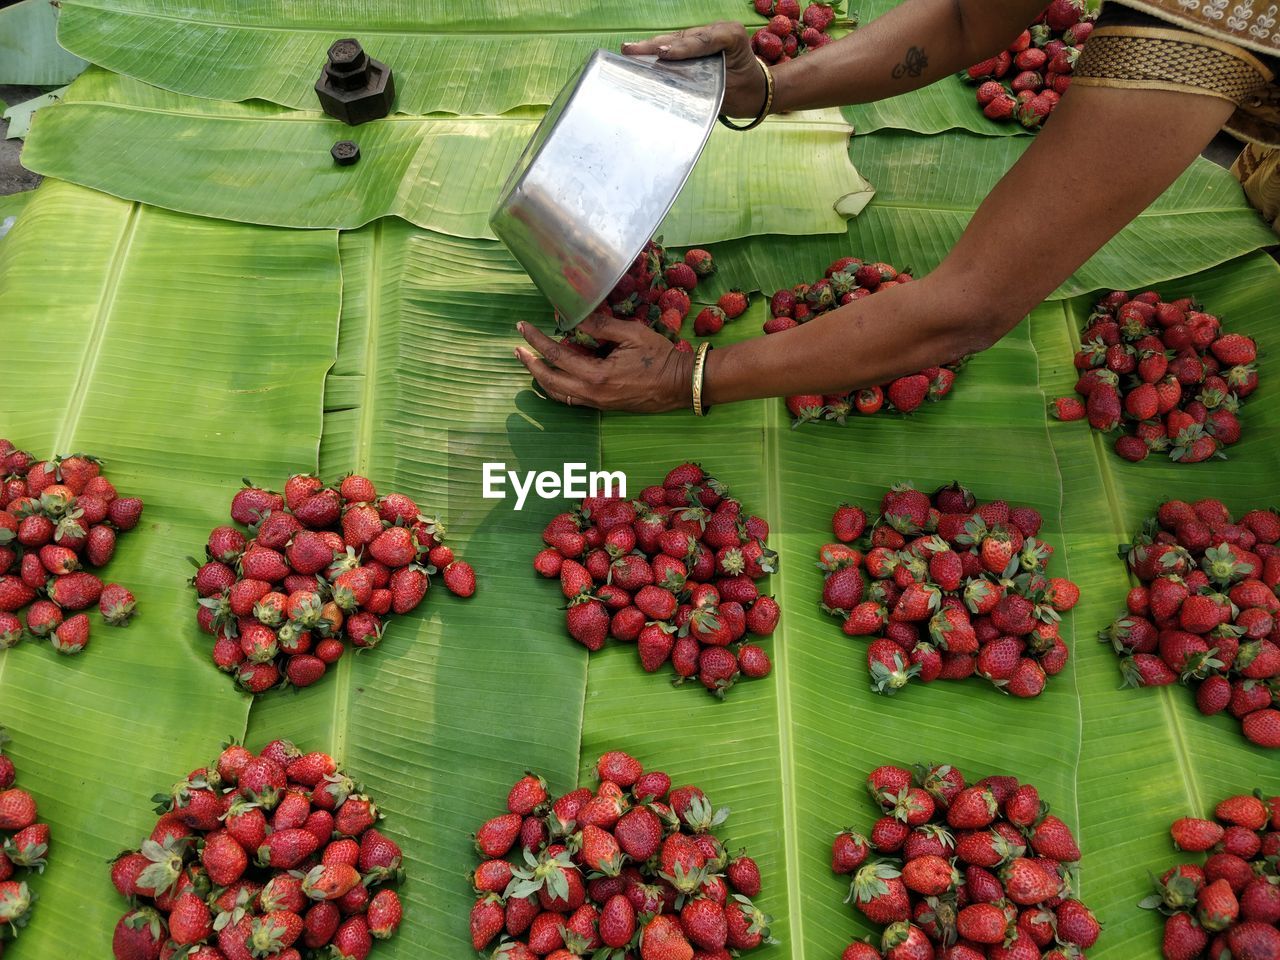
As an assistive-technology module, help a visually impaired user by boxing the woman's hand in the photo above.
[514,314,693,413]
[622,22,766,119]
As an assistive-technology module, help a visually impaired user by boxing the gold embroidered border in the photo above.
[1076,26,1272,105]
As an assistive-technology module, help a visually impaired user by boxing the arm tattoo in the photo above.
[891,46,928,80]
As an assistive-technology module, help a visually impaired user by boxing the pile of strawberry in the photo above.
[469,750,773,960]
[768,258,965,423]
[750,1,836,62]
[562,241,749,356]
[822,482,1080,699]
[190,473,475,693]
[1100,497,1280,749]
[0,439,141,656]
[1052,288,1260,463]
[110,738,403,960]
[1140,791,1280,959]
[963,0,1095,129]
[837,761,1098,960]
[533,462,779,698]
[0,727,50,951]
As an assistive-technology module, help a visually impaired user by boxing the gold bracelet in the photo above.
[717,57,774,132]
[692,342,713,416]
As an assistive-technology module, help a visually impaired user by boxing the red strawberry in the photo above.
[443,560,476,597]
[112,907,166,960]
[1243,709,1280,747]
[1198,877,1240,931]
[957,902,1007,943]
[98,583,136,625]
[51,613,90,654]
[1030,815,1080,862]
[888,376,929,413]
[367,888,401,939]
[850,862,909,925]
[1170,817,1224,851]
[1162,911,1208,960]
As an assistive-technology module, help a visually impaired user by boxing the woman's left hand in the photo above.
[514,314,693,413]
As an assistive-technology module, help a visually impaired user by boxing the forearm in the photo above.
[771,0,1047,112]
[702,276,990,403]
[705,84,1234,405]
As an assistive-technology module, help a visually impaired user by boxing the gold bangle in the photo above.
[717,57,774,132]
[692,342,713,416]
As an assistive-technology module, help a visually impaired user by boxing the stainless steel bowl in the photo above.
[490,49,725,327]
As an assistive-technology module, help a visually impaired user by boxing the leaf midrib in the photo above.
[1028,307,1086,842]
[1055,300,1203,817]
[53,201,140,454]
[326,219,386,766]
[764,392,804,956]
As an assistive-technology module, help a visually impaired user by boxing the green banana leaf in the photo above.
[3,171,1279,960]
[0,189,35,231]
[700,130,1277,301]
[3,87,69,140]
[0,0,86,86]
[843,80,1025,139]
[0,179,339,955]
[53,0,848,115]
[243,218,594,957]
[22,69,868,241]
[1028,250,1280,956]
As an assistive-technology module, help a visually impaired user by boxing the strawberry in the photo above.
[50,613,90,654]
[112,906,165,960]
[642,913,694,960]
[1030,814,1080,862]
[681,897,728,950]
[888,375,929,413]
[850,862,909,924]
[599,893,636,948]
[718,290,748,319]
[443,560,476,597]
[367,887,401,939]
[1197,877,1240,931]
[46,570,102,610]
[957,902,1007,943]
[302,861,360,900]
[664,263,698,291]
[1161,911,1209,960]
[332,915,372,959]
[1243,709,1280,747]
[1170,817,1224,851]
[107,496,144,530]
[881,920,934,960]
[476,812,521,858]
[98,583,136,625]
[1222,922,1279,960]
[1216,793,1269,830]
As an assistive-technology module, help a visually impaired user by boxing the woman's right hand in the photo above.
[622,22,767,119]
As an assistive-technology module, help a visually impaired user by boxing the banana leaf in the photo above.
[700,130,1276,300]
[53,0,829,115]
[2,180,1280,959]
[0,0,86,86]
[1028,249,1280,956]
[3,87,69,140]
[0,179,339,955]
[0,189,35,236]
[22,69,868,241]
[243,218,597,957]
